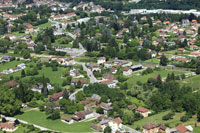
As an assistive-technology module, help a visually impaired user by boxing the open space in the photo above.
[15,110,94,132]
[129,111,198,129]
[126,69,186,88]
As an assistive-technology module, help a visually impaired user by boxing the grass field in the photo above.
[182,75,200,90]
[127,70,185,88]
[15,110,93,132]
[0,60,23,72]
[37,66,65,85]
[37,22,54,28]
[74,57,97,63]
[129,111,197,129]
[52,39,73,47]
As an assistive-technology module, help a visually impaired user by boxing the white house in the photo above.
[98,57,106,64]
[123,67,132,76]
[101,80,117,88]
[108,117,122,132]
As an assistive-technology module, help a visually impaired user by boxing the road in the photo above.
[4,116,56,132]
[122,125,141,133]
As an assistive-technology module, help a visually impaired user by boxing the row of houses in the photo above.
[0,63,26,74]
[142,123,193,133]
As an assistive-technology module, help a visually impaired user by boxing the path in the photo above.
[122,125,141,133]
[3,116,56,132]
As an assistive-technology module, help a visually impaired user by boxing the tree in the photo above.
[50,109,60,120]
[2,117,6,123]
[104,126,112,133]
[160,55,168,66]
[122,110,134,125]
[96,107,104,114]
[14,119,20,125]
[21,69,26,78]
[197,111,200,122]
[198,27,200,35]
[196,67,200,75]
[75,91,85,102]
[63,89,69,99]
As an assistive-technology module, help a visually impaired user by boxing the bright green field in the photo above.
[37,66,65,85]
[37,22,54,28]
[183,75,200,90]
[127,70,185,88]
[129,111,197,129]
[0,60,23,72]
[15,110,93,132]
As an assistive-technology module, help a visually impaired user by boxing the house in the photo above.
[176,124,193,133]
[136,107,149,117]
[128,104,137,110]
[104,61,112,68]
[65,57,75,66]
[101,80,117,88]
[91,124,103,132]
[49,92,63,101]
[61,116,74,124]
[142,123,159,133]
[111,67,117,74]
[5,80,19,88]
[0,55,11,62]
[159,124,167,133]
[182,19,190,27]
[4,34,16,40]
[98,102,113,114]
[27,43,35,50]
[70,68,84,78]
[24,23,34,33]
[131,65,143,71]
[108,117,122,132]
[88,63,100,72]
[175,56,189,62]
[85,110,95,119]
[102,74,115,81]
[190,45,199,50]
[123,67,132,76]
[0,122,17,132]
[178,48,185,53]
[91,94,101,102]
[97,57,106,65]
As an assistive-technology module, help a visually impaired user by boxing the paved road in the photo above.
[69,88,83,100]
[122,125,141,133]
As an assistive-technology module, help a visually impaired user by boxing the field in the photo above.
[182,75,200,90]
[126,69,185,88]
[15,110,93,132]
[37,22,54,28]
[37,66,66,85]
[129,111,198,129]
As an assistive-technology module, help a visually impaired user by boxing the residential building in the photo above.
[136,107,149,117]
[123,67,132,76]
[0,122,17,132]
[143,123,159,133]
[97,57,106,64]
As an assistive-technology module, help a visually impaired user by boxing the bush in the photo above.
[180,115,189,122]
[2,117,6,123]
[162,112,175,120]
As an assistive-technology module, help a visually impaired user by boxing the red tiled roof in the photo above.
[112,117,122,124]
[136,107,148,113]
[5,80,18,87]
[176,124,188,133]
[0,122,15,129]
[50,92,63,99]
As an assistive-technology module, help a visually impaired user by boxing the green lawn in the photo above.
[15,110,93,132]
[182,75,200,90]
[129,111,197,129]
[74,57,97,63]
[0,60,23,72]
[37,22,54,28]
[52,39,73,47]
[194,127,200,132]
[127,70,185,88]
[37,66,65,85]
